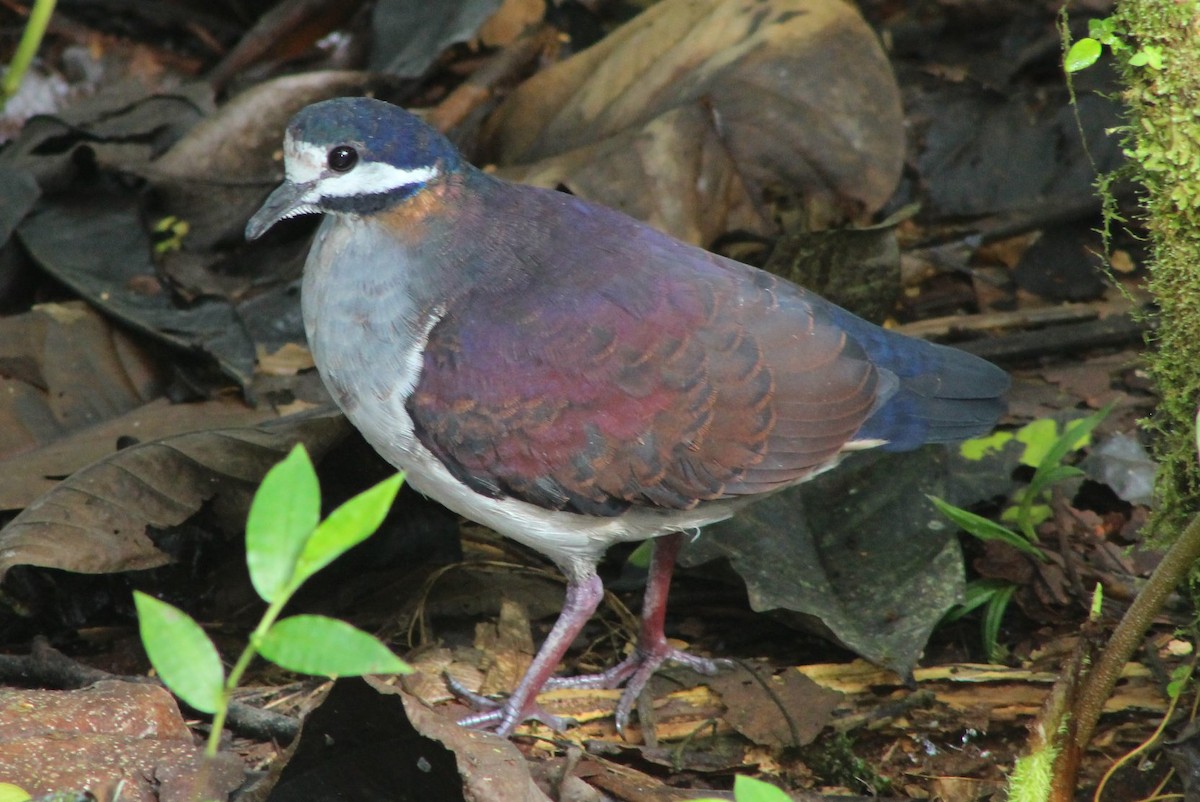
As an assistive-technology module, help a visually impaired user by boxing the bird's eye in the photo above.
[327,146,358,172]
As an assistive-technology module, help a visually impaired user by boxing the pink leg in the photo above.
[454,533,730,735]
[456,572,604,737]
[553,532,732,732]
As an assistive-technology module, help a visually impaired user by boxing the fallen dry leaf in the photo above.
[482,0,903,244]
[0,409,349,580]
[707,662,840,748]
[0,396,280,511]
[474,598,536,696]
[0,302,162,461]
[0,682,243,802]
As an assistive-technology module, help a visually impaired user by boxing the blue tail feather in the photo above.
[822,306,1009,451]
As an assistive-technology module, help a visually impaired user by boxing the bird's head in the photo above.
[246,97,463,240]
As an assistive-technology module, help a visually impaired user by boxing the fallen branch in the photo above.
[0,636,300,744]
[1048,506,1200,798]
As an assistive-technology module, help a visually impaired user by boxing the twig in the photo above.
[206,0,366,92]
[426,23,561,133]
[894,299,1133,340]
[0,636,300,744]
[1049,508,1200,799]
[1,0,57,105]
[955,313,1151,363]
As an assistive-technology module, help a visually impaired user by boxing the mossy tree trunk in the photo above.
[1117,2,1200,540]
[1038,4,1200,797]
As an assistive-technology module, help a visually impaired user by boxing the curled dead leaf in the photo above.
[483,0,903,244]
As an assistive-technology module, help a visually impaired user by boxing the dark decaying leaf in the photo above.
[1012,223,1108,303]
[683,447,969,677]
[0,168,39,244]
[265,677,549,802]
[369,0,505,78]
[0,396,285,512]
[483,0,904,244]
[0,682,244,802]
[17,191,257,386]
[0,84,212,188]
[0,301,163,464]
[915,87,1123,219]
[0,409,349,581]
[705,661,841,748]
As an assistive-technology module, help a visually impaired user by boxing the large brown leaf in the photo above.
[481,0,903,244]
[0,682,244,802]
[0,409,349,580]
[0,302,162,461]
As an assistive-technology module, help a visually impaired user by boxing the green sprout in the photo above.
[933,407,1110,661]
[693,775,795,802]
[1,0,58,106]
[136,444,410,756]
[1065,15,1164,73]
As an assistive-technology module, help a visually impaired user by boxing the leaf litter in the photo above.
[0,0,1179,799]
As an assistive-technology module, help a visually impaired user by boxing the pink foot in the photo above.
[549,639,733,732]
[451,532,727,736]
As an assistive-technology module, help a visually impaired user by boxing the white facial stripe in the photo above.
[318,162,439,197]
[284,137,439,200]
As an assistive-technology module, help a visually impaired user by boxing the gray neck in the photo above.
[300,214,450,414]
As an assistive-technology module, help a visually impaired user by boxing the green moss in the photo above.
[1008,744,1060,802]
[799,732,892,795]
[1109,2,1200,542]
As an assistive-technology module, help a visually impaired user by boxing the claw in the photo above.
[446,672,577,735]
[446,532,732,736]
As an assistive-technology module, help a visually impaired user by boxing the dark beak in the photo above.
[245,180,315,240]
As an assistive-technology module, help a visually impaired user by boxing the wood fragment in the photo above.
[0,636,300,744]
[427,23,562,133]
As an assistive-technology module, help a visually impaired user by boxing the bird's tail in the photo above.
[831,311,1010,451]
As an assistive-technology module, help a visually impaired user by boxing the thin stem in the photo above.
[2,0,58,104]
[204,590,292,756]
[1091,657,1190,801]
[1050,508,1200,798]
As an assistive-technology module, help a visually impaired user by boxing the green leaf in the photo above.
[943,579,1011,624]
[1033,407,1109,476]
[959,430,1013,461]
[1014,419,1060,468]
[0,783,32,802]
[1129,45,1163,70]
[1065,38,1102,72]
[1026,465,1085,499]
[982,583,1017,663]
[1167,663,1192,700]
[626,539,653,569]
[258,615,410,676]
[1086,18,1105,38]
[134,592,225,714]
[293,473,404,586]
[245,445,321,603]
[733,776,793,802]
[928,496,1047,561]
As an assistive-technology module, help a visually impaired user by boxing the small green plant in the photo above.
[1,0,58,106]
[0,783,31,802]
[693,775,795,802]
[933,407,1110,662]
[152,216,190,255]
[135,444,410,756]
[1065,15,1164,73]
